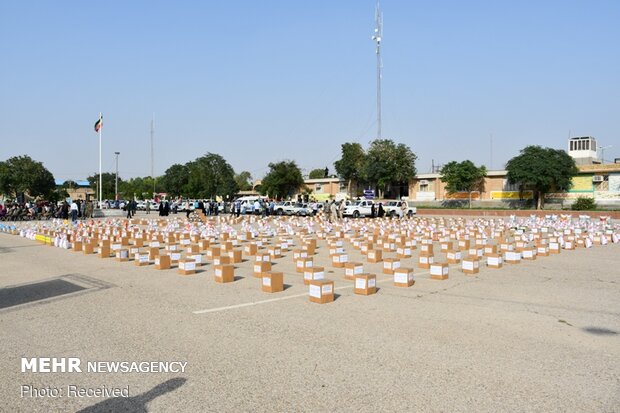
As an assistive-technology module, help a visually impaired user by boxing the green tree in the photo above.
[185,153,238,199]
[50,187,69,202]
[259,160,304,200]
[364,139,417,198]
[87,172,118,200]
[440,160,487,208]
[334,142,366,197]
[0,155,56,199]
[234,171,253,191]
[61,180,79,190]
[160,164,189,198]
[52,180,77,202]
[120,176,161,200]
[308,168,327,179]
[506,145,578,209]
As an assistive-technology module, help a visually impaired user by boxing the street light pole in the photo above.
[115,152,120,200]
[598,145,612,164]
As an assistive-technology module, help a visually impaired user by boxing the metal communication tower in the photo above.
[372,1,383,140]
[151,115,155,195]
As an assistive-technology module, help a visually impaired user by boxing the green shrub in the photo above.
[571,197,597,211]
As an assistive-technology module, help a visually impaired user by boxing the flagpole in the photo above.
[99,112,102,208]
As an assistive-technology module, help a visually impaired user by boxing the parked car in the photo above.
[233,196,266,215]
[382,200,402,217]
[343,200,374,218]
[292,203,313,216]
[177,200,195,212]
[274,201,297,216]
[406,201,417,217]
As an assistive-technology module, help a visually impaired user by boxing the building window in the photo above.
[339,183,347,192]
[503,179,519,191]
[420,183,429,192]
[315,184,322,193]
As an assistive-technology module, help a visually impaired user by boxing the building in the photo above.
[568,136,600,165]
[55,179,95,201]
[303,178,348,201]
[409,170,529,202]
[408,164,620,209]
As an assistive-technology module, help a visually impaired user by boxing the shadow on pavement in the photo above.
[77,377,187,413]
[582,327,618,336]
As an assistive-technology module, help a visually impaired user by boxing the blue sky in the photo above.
[1,1,618,181]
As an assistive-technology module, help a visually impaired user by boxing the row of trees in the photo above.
[438,146,578,209]
[85,154,249,200]
[0,143,580,210]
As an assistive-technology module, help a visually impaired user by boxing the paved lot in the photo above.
[1,216,619,412]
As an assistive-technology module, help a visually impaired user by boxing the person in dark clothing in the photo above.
[164,201,170,216]
[185,202,192,219]
[61,202,69,219]
[158,202,164,217]
[370,203,376,219]
[377,203,385,218]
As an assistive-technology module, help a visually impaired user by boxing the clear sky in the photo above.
[1,0,618,181]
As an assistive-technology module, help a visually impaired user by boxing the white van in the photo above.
[234,196,267,214]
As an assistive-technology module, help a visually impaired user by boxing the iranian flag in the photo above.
[94,115,103,133]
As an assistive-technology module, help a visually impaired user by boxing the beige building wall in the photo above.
[303,178,348,201]
[408,164,620,202]
[67,187,95,201]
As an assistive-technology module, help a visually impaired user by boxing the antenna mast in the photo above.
[151,114,155,196]
[372,0,383,140]
[490,133,493,170]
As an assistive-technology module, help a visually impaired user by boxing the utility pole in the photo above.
[372,0,383,140]
[490,133,493,170]
[114,152,120,200]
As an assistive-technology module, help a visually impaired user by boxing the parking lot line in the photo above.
[193,271,431,315]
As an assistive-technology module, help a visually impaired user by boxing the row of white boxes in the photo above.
[7,215,620,306]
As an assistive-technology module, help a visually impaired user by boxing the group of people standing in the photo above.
[324,199,346,222]
[370,202,386,218]
[68,200,93,221]
[232,199,277,217]
[159,201,172,217]
[124,200,138,218]
[185,200,220,219]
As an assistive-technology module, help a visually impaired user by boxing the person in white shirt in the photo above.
[70,201,79,222]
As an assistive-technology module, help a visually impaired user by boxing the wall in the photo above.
[416,209,620,219]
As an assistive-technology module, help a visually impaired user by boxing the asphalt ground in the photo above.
[0,214,619,412]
